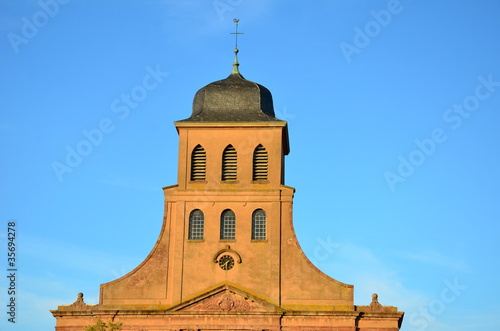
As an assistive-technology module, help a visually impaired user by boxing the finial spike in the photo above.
[230,18,244,75]
[232,48,240,74]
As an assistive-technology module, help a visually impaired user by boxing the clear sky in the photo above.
[1,1,500,330]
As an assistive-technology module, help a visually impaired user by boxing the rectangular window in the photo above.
[221,210,236,240]
[189,210,204,240]
[252,209,266,240]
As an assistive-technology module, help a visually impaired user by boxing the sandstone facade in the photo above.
[52,56,404,331]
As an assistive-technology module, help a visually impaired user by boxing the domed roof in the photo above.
[179,53,282,122]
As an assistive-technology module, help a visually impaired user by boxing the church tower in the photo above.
[52,31,404,331]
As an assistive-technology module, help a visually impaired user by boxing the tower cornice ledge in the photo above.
[174,121,288,128]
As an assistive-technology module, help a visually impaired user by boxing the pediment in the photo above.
[169,284,283,313]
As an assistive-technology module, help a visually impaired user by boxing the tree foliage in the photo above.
[83,318,122,331]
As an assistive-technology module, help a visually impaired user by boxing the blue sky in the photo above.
[1,0,500,330]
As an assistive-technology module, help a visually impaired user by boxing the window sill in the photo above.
[188,239,205,243]
[251,239,268,243]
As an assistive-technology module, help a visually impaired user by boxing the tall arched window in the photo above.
[222,145,237,181]
[252,209,267,240]
[220,210,236,240]
[253,144,268,181]
[188,209,204,240]
[191,145,206,181]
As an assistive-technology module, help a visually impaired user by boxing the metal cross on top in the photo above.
[230,18,244,49]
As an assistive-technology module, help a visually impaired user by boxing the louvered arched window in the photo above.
[188,209,204,240]
[220,210,236,240]
[191,145,206,181]
[222,145,237,181]
[252,209,267,240]
[253,144,268,181]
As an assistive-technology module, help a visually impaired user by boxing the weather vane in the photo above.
[230,19,244,74]
[230,18,244,50]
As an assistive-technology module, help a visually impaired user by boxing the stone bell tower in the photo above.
[52,30,404,331]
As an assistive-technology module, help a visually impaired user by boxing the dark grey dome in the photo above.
[180,72,281,122]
